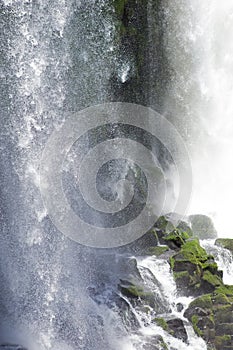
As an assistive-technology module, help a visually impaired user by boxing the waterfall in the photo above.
[162,0,233,237]
[1,1,233,350]
[0,1,121,349]
[201,240,233,285]
[121,256,207,350]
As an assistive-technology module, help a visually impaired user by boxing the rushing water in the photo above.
[162,0,233,237]
[0,1,233,350]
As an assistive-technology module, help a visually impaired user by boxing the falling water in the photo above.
[1,1,233,350]
[163,0,233,237]
[201,240,233,285]
[0,1,122,349]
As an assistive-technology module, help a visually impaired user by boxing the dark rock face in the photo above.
[153,317,188,343]
[166,318,188,343]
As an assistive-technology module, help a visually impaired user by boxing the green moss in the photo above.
[154,317,169,331]
[211,292,230,304]
[154,318,175,337]
[113,0,128,18]
[160,340,169,350]
[177,221,193,237]
[174,270,189,280]
[180,239,209,262]
[155,216,174,233]
[146,245,169,256]
[148,228,159,241]
[120,284,152,298]
[164,228,190,247]
[202,261,218,274]
[189,294,213,309]
[215,285,233,297]
[169,256,175,270]
[191,315,203,337]
[202,271,222,288]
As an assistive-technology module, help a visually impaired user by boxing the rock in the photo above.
[170,238,223,296]
[121,227,159,255]
[118,279,156,308]
[176,302,184,312]
[145,245,169,256]
[184,286,233,350]
[215,239,233,254]
[154,215,175,244]
[142,335,168,350]
[163,228,190,250]
[189,214,217,239]
[166,318,188,343]
[154,317,188,343]
[177,220,193,237]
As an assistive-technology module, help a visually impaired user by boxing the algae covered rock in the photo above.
[170,238,223,296]
[154,317,188,343]
[145,245,169,257]
[153,215,192,248]
[189,214,218,239]
[164,228,190,250]
[184,286,233,350]
[118,279,156,308]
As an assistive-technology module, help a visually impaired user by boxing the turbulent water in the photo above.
[0,1,232,350]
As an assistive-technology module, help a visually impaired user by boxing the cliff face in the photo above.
[110,0,169,112]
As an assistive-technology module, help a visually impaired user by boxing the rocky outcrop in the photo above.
[170,238,223,296]
[154,317,188,343]
[184,286,233,350]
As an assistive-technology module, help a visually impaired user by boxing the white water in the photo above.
[164,0,233,238]
[121,256,207,350]
[201,239,233,285]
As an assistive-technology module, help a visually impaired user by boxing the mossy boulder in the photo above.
[189,214,218,239]
[118,279,156,308]
[170,239,223,296]
[154,317,188,343]
[164,228,190,250]
[185,286,233,350]
[154,215,175,242]
[153,215,192,248]
[146,245,169,257]
[177,220,193,237]
[215,239,233,254]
